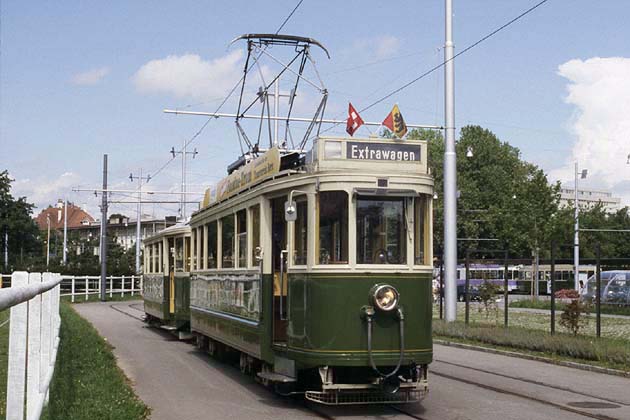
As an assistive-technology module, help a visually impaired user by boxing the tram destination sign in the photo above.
[346,142,421,162]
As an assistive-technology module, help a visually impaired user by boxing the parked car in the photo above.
[582,271,630,306]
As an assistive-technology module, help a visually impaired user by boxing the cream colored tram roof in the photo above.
[143,222,191,245]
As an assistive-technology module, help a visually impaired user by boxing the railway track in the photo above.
[105,302,626,420]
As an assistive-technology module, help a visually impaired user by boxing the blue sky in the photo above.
[2,0,630,219]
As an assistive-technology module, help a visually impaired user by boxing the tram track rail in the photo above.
[431,367,623,420]
[109,303,146,321]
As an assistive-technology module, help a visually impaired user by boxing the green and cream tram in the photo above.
[188,135,433,404]
[143,223,192,334]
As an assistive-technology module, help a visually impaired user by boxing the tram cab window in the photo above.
[237,209,247,268]
[318,191,348,264]
[221,215,235,268]
[251,205,260,267]
[414,196,429,265]
[153,244,159,273]
[293,199,308,265]
[175,237,184,272]
[207,221,217,269]
[356,197,406,264]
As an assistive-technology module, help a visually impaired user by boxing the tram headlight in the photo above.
[370,284,399,312]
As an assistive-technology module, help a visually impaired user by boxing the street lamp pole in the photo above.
[46,214,50,268]
[443,0,458,322]
[574,162,587,291]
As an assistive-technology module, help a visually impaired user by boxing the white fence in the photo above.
[2,272,61,420]
[58,275,143,302]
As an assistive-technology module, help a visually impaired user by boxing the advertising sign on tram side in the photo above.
[202,146,281,208]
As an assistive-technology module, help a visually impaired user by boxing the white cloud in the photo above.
[13,172,83,214]
[551,57,630,205]
[72,67,110,85]
[132,50,244,100]
[353,35,401,61]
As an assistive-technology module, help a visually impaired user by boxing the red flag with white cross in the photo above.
[346,102,364,136]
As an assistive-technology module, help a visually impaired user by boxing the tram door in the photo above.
[168,238,175,314]
[271,197,288,344]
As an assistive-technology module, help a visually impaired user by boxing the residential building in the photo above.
[35,199,94,230]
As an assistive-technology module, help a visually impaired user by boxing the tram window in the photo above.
[294,199,308,265]
[158,242,163,273]
[356,197,406,264]
[175,237,184,272]
[191,229,197,271]
[153,244,159,273]
[221,215,235,268]
[207,221,217,269]
[147,245,152,273]
[414,196,429,265]
[199,227,205,270]
[251,205,260,266]
[237,209,247,268]
[318,191,348,264]
[185,237,191,272]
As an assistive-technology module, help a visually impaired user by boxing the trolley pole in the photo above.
[100,154,108,302]
[443,0,458,322]
[130,170,151,274]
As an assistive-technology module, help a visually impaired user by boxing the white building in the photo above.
[559,186,621,213]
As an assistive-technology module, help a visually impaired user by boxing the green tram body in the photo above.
[143,224,191,331]
[186,136,434,404]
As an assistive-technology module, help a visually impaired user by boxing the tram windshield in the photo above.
[356,197,406,264]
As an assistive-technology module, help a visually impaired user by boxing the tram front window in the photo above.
[356,197,406,264]
[175,237,184,272]
[318,191,348,264]
[237,209,247,268]
[221,215,235,268]
[294,199,308,265]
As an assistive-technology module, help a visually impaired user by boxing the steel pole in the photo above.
[574,161,579,291]
[46,215,50,267]
[4,229,8,271]
[100,154,108,302]
[136,170,142,274]
[443,0,458,322]
[63,198,68,265]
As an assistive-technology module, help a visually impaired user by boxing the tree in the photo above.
[0,170,43,271]
[408,126,561,258]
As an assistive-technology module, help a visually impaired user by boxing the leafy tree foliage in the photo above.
[409,126,561,258]
[1,170,43,271]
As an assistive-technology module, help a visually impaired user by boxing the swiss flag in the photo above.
[346,102,364,136]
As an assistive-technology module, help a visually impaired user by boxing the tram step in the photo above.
[257,372,297,383]
[160,325,178,331]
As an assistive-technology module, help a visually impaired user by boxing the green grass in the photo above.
[510,299,630,316]
[41,302,149,419]
[433,319,630,372]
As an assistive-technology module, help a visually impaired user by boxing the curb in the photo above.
[434,338,630,378]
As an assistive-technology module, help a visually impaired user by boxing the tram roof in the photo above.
[143,222,191,244]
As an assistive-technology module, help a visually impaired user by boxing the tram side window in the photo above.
[318,191,348,264]
[191,229,197,271]
[207,221,217,269]
[237,209,247,268]
[147,245,152,273]
[294,199,308,265]
[153,244,159,273]
[222,215,235,268]
[185,237,191,272]
[199,227,205,270]
[356,197,406,264]
[158,242,163,273]
[175,237,184,272]
[414,196,429,265]
[251,205,260,266]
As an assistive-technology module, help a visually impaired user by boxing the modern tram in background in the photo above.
[142,135,434,404]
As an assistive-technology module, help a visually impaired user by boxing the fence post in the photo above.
[439,261,444,320]
[26,273,42,419]
[550,242,556,335]
[131,275,135,296]
[40,273,52,399]
[596,243,601,338]
[84,275,88,301]
[6,271,28,420]
[504,251,509,329]
[121,275,125,297]
[465,249,470,325]
[71,275,75,303]
[109,276,113,298]
[140,274,143,297]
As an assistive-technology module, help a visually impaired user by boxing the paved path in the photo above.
[75,300,630,420]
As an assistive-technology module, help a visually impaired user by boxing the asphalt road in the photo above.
[75,300,630,420]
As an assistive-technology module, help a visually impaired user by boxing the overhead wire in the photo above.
[146,0,306,182]
[316,0,551,137]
